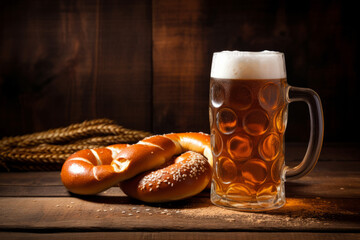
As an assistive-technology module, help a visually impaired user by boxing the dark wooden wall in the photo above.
[1,0,359,143]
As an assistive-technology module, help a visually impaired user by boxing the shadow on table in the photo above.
[69,189,213,210]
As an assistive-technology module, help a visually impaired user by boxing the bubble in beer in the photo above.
[225,183,252,201]
[227,135,253,160]
[217,108,237,134]
[259,83,280,110]
[229,85,252,110]
[211,82,225,108]
[211,130,223,156]
[243,110,269,136]
[259,133,280,161]
[242,159,267,185]
[217,157,238,184]
[256,183,278,204]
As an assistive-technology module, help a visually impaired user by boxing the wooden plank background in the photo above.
[0,0,359,143]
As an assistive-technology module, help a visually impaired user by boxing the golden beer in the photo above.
[210,77,287,208]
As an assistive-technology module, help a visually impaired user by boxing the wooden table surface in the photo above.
[0,144,359,239]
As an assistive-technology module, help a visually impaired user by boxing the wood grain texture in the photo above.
[94,0,152,131]
[0,196,359,232]
[151,0,360,141]
[0,161,359,233]
[152,0,210,133]
[0,0,152,136]
[1,0,359,141]
[1,232,359,240]
[2,194,360,233]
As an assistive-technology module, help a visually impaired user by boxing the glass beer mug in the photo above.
[209,51,324,211]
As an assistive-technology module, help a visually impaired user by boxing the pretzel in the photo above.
[61,133,212,199]
[120,151,212,202]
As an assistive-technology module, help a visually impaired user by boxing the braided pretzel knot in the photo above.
[61,132,212,202]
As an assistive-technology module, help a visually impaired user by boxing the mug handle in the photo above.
[285,86,324,180]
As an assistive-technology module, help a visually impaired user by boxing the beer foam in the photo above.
[211,50,286,79]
